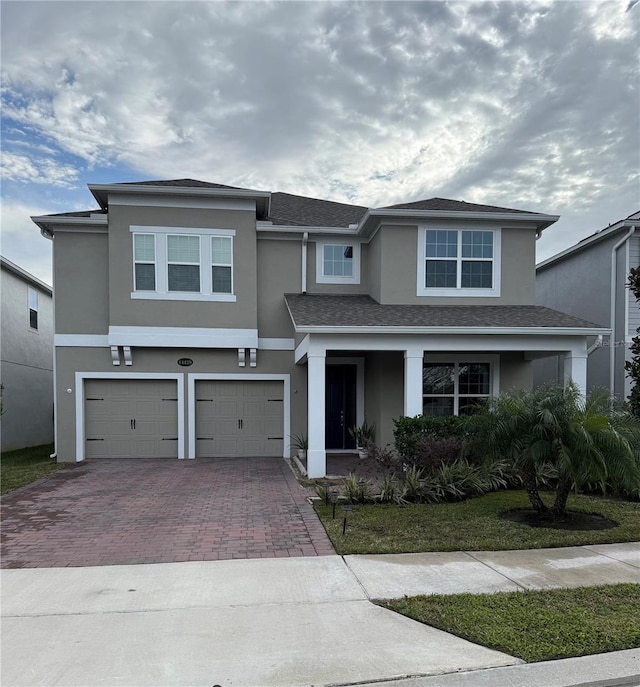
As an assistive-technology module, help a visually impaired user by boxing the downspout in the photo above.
[610,226,636,396]
[301,232,308,294]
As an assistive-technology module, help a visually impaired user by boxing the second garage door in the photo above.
[195,380,284,457]
[84,379,179,458]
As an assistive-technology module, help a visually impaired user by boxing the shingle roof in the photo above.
[116,178,249,190]
[378,198,536,214]
[284,294,605,330]
[42,209,105,218]
[268,192,367,227]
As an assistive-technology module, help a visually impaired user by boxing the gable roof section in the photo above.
[284,294,606,333]
[115,178,248,190]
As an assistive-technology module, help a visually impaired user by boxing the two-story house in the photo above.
[535,211,640,400]
[32,179,606,477]
[1,256,54,451]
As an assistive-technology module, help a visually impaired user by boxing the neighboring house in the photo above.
[0,256,54,451]
[32,179,606,478]
[535,211,640,400]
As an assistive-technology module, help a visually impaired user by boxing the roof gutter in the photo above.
[356,209,559,239]
[610,225,636,396]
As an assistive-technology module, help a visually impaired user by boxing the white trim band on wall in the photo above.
[108,326,259,348]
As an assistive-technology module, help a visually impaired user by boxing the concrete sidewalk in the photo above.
[2,543,639,687]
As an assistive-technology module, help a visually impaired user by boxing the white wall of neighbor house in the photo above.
[1,265,54,451]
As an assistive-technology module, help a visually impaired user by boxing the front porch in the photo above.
[285,294,609,479]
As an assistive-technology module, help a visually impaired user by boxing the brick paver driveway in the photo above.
[1,457,334,568]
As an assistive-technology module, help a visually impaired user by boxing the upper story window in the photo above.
[417,226,501,297]
[28,287,38,330]
[131,226,236,302]
[316,241,361,284]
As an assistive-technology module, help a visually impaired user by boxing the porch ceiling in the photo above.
[284,294,607,333]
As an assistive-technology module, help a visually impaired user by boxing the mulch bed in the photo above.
[501,508,619,531]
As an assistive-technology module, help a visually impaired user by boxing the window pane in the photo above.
[28,287,38,311]
[458,398,486,415]
[134,234,155,261]
[135,263,156,291]
[461,261,492,288]
[29,309,38,330]
[426,230,457,258]
[423,397,454,416]
[168,235,199,263]
[212,265,232,293]
[168,264,200,291]
[458,363,490,394]
[423,363,455,395]
[461,231,493,259]
[323,244,353,277]
[211,236,232,264]
[426,260,457,288]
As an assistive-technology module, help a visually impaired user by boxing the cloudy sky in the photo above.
[1,0,638,285]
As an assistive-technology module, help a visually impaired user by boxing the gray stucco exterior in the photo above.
[535,214,640,400]
[32,180,605,477]
[1,257,54,451]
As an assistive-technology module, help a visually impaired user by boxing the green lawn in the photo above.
[379,584,640,662]
[314,490,640,554]
[1,444,64,494]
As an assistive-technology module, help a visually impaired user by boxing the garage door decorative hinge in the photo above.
[86,438,104,441]
[162,438,179,441]
[268,437,284,440]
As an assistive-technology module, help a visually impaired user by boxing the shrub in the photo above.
[410,434,465,472]
[393,415,470,462]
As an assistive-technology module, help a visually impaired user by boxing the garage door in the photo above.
[195,380,283,457]
[84,379,179,458]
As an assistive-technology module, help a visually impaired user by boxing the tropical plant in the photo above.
[343,473,374,504]
[626,266,640,417]
[348,419,375,448]
[473,383,640,518]
[289,432,308,451]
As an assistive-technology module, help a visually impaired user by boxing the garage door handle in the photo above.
[238,419,243,429]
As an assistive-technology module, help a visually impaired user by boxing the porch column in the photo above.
[404,348,424,417]
[564,352,588,397]
[307,352,326,478]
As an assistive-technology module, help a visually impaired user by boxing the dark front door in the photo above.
[326,364,357,450]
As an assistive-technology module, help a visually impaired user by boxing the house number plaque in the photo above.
[177,358,193,367]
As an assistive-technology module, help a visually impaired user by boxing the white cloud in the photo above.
[2,152,80,187]
[0,0,637,264]
[0,201,53,285]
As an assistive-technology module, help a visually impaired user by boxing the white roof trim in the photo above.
[256,224,358,235]
[0,256,52,293]
[292,325,609,336]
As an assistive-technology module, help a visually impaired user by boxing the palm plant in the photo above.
[475,383,640,518]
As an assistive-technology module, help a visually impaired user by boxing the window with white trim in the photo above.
[168,235,200,292]
[423,362,491,415]
[417,227,500,297]
[211,236,233,294]
[28,287,38,330]
[130,226,236,301]
[133,234,156,291]
[316,241,361,284]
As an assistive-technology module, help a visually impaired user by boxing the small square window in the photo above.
[316,242,360,284]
